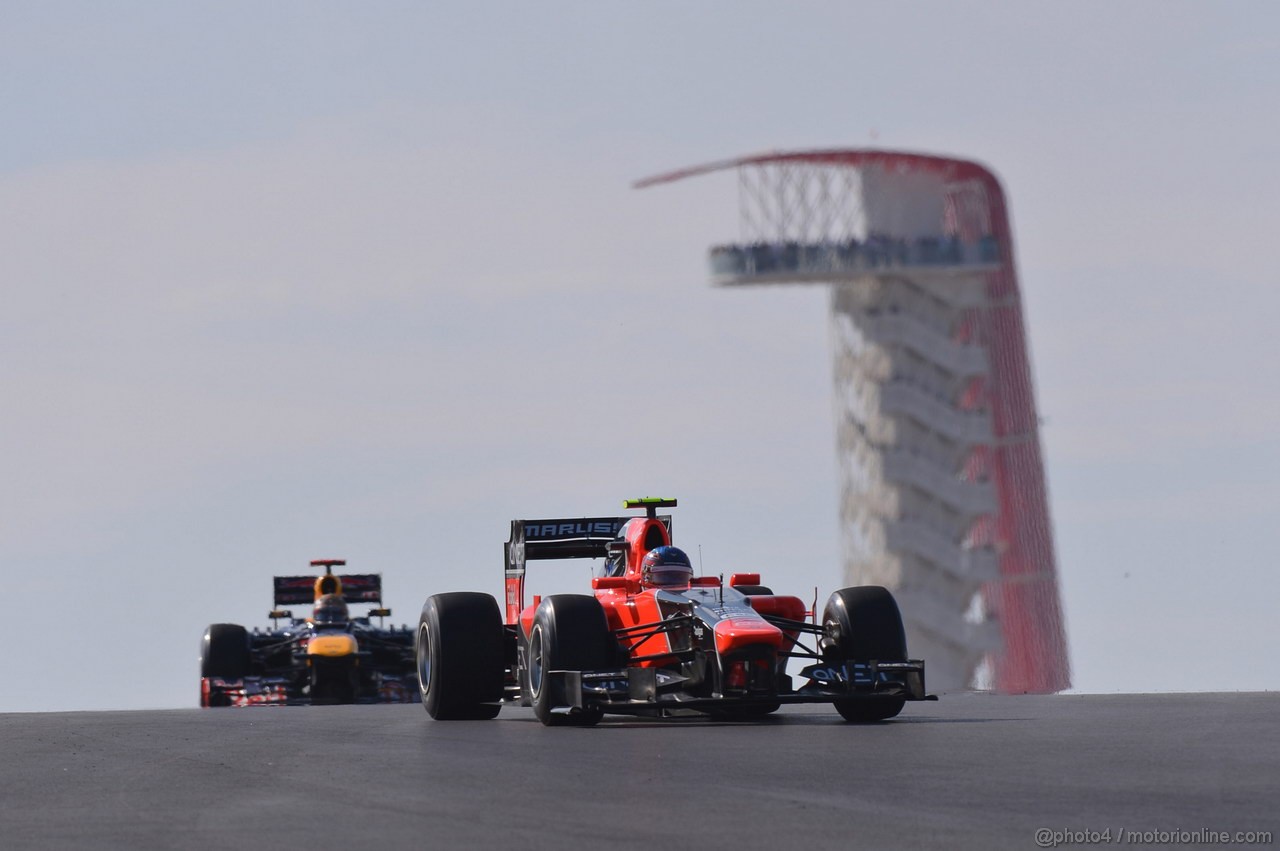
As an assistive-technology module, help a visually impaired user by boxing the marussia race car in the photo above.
[200,560,418,706]
[415,498,935,725]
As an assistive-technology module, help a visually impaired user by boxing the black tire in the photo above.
[527,595,614,727]
[824,586,907,661]
[201,624,250,678]
[417,592,505,720]
[732,585,774,596]
[824,586,907,723]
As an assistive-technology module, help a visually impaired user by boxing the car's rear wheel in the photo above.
[417,592,505,720]
[824,586,908,723]
[201,624,251,678]
[527,595,614,727]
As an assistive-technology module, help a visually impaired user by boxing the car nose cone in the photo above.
[307,634,358,657]
[712,617,783,655]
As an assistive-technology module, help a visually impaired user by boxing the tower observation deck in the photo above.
[638,150,1070,693]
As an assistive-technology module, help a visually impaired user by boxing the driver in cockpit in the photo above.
[311,594,349,627]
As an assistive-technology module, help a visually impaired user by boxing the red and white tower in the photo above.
[639,150,1070,693]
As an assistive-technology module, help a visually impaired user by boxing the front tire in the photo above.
[824,586,908,723]
[417,593,505,720]
[201,624,250,678]
[527,595,614,727]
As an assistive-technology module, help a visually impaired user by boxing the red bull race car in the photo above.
[416,498,935,725]
[200,560,418,706]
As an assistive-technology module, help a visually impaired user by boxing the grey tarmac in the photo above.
[2,693,1277,850]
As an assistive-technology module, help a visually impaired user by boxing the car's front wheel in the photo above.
[824,586,908,723]
[201,624,250,679]
[527,595,614,727]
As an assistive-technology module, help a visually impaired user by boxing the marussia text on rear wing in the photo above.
[503,515,671,622]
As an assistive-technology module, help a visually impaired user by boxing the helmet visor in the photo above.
[314,606,347,625]
[647,565,692,588]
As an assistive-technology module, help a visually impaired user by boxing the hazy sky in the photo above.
[3,3,1278,711]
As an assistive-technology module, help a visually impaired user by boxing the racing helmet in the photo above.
[640,546,694,590]
[312,594,349,626]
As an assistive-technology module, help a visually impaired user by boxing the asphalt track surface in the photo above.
[2,693,1277,851]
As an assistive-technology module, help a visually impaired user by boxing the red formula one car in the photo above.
[415,499,934,725]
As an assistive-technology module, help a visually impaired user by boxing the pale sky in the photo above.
[3,3,1278,711]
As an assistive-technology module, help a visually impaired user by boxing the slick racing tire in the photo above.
[201,624,251,678]
[527,595,613,727]
[824,586,908,723]
[418,592,505,720]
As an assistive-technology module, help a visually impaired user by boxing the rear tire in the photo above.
[201,624,250,678]
[418,593,505,720]
[824,586,908,723]
[527,595,613,727]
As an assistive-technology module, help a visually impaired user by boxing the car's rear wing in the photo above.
[273,574,382,606]
[504,515,672,623]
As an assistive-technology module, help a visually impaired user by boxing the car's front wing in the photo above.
[200,675,419,707]
[201,676,298,707]
[539,659,936,716]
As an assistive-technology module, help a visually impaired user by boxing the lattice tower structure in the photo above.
[637,150,1070,693]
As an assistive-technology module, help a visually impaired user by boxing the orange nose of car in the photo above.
[307,634,358,658]
[713,617,784,655]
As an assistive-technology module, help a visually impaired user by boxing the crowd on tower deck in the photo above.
[708,234,1000,277]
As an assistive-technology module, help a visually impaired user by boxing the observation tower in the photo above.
[638,150,1069,693]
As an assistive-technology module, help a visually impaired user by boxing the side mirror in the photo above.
[369,608,391,618]
[605,540,629,568]
[729,573,762,587]
[268,609,293,621]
